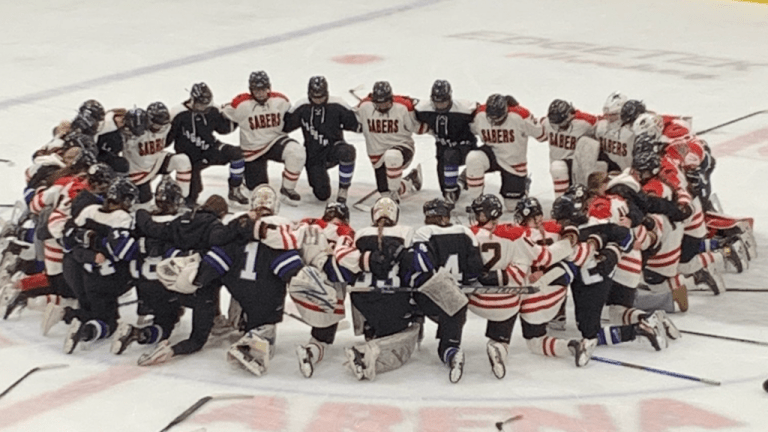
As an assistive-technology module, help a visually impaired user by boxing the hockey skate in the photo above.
[2,288,25,320]
[279,187,301,207]
[111,323,142,355]
[653,310,680,340]
[344,346,368,381]
[228,185,249,206]
[570,338,597,367]
[296,344,315,378]
[137,340,174,366]
[336,186,349,204]
[486,340,508,379]
[693,268,725,295]
[445,347,465,384]
[64,318,87,354]
[635,313,667,351]
[404,164,423,192]
[721,238,748,273]
[41,302,66,336]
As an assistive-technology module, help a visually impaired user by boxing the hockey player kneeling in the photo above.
[333,197,421,381]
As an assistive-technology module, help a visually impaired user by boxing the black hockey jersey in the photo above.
[409,224,483,286]
[195,240,303,330]
[166,101,236,163]
[415,99,478,149]
[283,96,360,161]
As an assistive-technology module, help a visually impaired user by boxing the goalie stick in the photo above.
[352,188,379,212]
[0,363,68,400]
[348,284,539,295]
[348,84,365,102]
[159,394,253,432]
[696,109,768,135]
[0,159,14,166]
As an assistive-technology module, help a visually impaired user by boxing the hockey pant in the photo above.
[187,144,244,204]
[412,292,467,361]
[465,146,527,211]
[136,279,181,339]
[134,153,193,203]
[73,265,133,339]
[571,277,612,340]
[306,141,356,201]
[677,234,724,275]
[243,136,305,191]
[373,146,415,196]
[171,283,220,356]
[350,291,414,340]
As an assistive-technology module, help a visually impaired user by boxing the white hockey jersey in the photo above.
[595,117,635,171]
[470,104,545,176]
[123,124,172,185]
[222,92,291,162]
[539,110,597,161]
[355,96,425,168]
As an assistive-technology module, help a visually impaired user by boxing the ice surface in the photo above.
[1,1,767,431]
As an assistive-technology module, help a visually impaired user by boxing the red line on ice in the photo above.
[711,127,768,157]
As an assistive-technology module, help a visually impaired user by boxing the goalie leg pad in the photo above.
[288,266,345,328]
[362,323,420,378]
[573,137,602,186]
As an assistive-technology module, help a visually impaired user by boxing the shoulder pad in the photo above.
[393,95,415,111]
[231,93,253,109]
[574,110,598,125]
[509,105,531,120]
[542,220,562,234]
[493,223,526,241]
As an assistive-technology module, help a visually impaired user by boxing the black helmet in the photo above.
[470,194,503,222]
[620,99,646,126]
[485,94,509,124]
[249,71,271,91]
[371,81,393,103]
[430,80,452,104]
[190,82,213,105]
[308,76,329,100]
[548,99,575,127]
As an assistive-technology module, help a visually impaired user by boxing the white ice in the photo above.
[1,0,767,431]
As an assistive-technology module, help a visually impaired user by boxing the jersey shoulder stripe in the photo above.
[230,93,253,109]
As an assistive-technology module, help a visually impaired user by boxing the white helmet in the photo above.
[632,113,664,140]
[371,196,399,225]
[250,184,279,215]
[603,91,628,117]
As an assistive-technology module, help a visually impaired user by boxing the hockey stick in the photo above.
[0,159,14,167]
[352,188,379,212]
[348,285,539,295]
[159,394,253,432]
[689,288,768,293]
[0,204,15,208]
[679,330,768,347]
[696,110,768,135]
[283,310,351,331]
[591,356,720,386]
[0,364,68,400]
[348,84,365,102]
[495,415,523,431]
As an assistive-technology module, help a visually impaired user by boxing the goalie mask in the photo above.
[371,196,399,226]
[632,113,664,141]
[602,91,627,119]
[250,184,279,215]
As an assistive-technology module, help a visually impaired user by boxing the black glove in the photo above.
[478,270,500,286]
[641,216,656,231]
[677,203,693,220]
[73,228,96,248]
[594,247,619,277]
[368,239,404,279]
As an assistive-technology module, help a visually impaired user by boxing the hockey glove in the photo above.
[594,247,619,277]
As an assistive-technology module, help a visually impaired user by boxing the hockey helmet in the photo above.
[548,99,575,128]
[190,82,213,105]
[323,201,350,223]
[632,148,662,176]
[124,108,149,137]
[308,76,329,100]
[632,113,664,141]
[87,163,116,193]
[147,102,171,128]
[155,176,185,211]
[620,99,646,126]
[514,196,543,224]
[603,91,627,118]
[106,177,139,208]
[470,194,503,223]
[79,99,106,123]
[423,198,452,218]
[551,194,588,226]
[430,79,452,110]
[485,94,509,124]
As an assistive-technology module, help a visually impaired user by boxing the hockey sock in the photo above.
[608,305,645,325]
[442,346,460,366]
[229,159,245,185]
[176,170,192,197]
[282,168,301,191]
[444,164,459,190]
[526,336,571,357]
[596,325,636,345]
[339,161,354,188]
[83,319,110,342]
[701,238,719,252]
[139,325,164,345]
